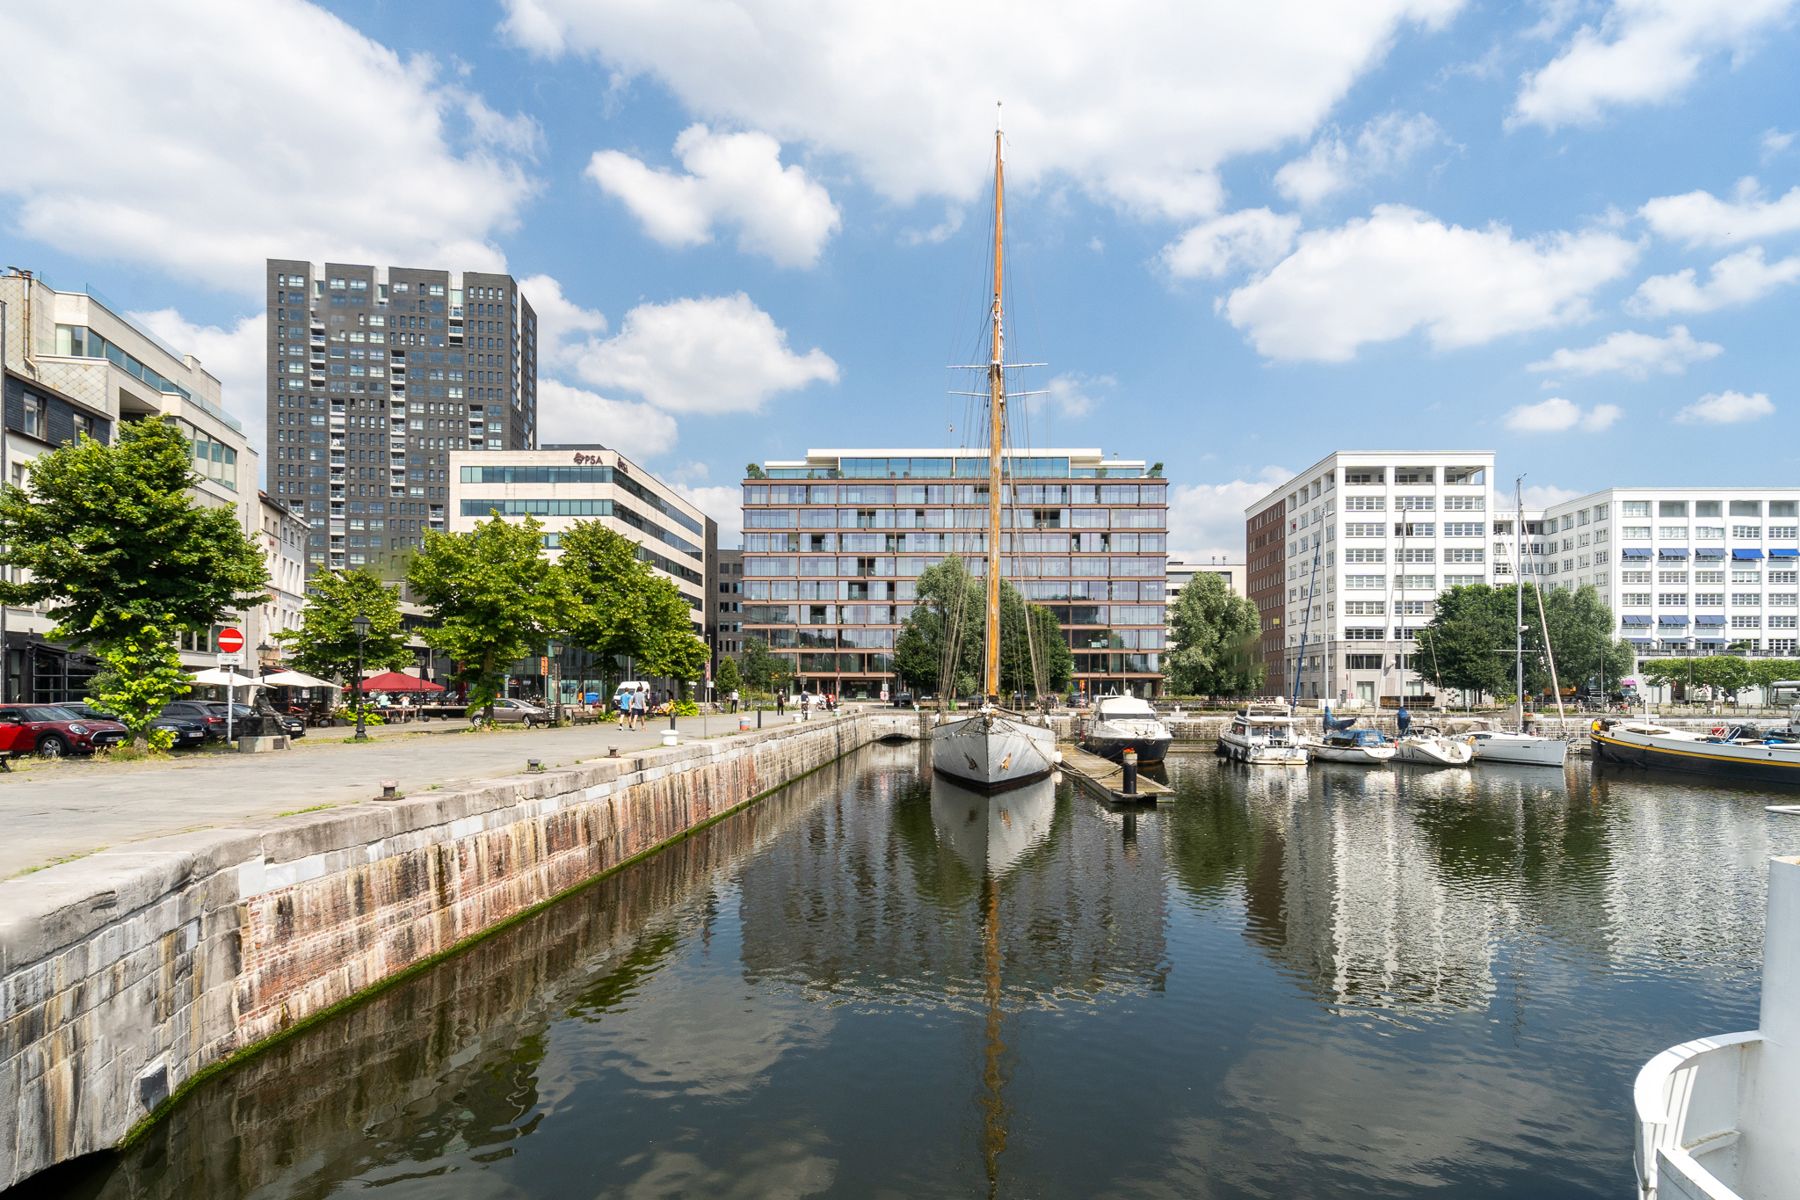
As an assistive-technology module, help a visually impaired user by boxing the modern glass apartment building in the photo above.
[1536,488,1800,660]
[264,259,537,576]
[741,448,1169,699]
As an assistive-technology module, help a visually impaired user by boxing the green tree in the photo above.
[0,421,267,744]
[739,635,792,695]
[894,557,983,695]
[557,520,710,692]
[1165,573,1264,696]
[1415,585,1513,701]
[407,515,572,721]
[715,655,741,696]
[1537,585,1633,697]
[277,567,411,683]
[1691,654,1754,701]
[637,577,710,695]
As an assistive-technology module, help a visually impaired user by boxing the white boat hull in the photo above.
[931,710,1059,791]
[1217,732,1309,766]
[1394,735,1473,767]
[1468,732,1568,767]
[1304,741,1396,765]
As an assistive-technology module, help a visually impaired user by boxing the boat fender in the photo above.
[1711,725,1726,736]
[1052,749,1064,766]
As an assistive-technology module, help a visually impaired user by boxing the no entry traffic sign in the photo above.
[217,626,245,655]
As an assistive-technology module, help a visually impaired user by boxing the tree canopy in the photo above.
[0,420,268,742]
[892,556,1070,698]
[407,515,572,717]
[1165,573,1264,696]
[715,655,741,696]
[1415,583,1634,701]
[556,520,709,692]
[276,567,411,681]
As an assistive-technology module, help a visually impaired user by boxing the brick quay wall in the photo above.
[0,713,917,1191]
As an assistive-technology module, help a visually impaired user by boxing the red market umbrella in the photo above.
[357,671,445,694]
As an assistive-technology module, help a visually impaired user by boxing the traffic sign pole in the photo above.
[217,627,245,744]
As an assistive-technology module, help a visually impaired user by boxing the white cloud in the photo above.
[129,308,268,477]
[1503,396,1622,432]
[1639,178,1800,247]
[1161,209,1300,279]
[1222,206,1639,362]
[1040,373,1115,420]
[1676,389,1775,424]
[587,124,841,268]
[1513,0,1797,130]
[1273,111,1444,206]
[536,380,678,459]
[1627,246,1800,314]
[0,0,537,296]
[518,274,608,371]
[502,0,1463,221]
[1762,128,1796,162]
[1526,325,1722,378]
[1167,468,1292,560]
[901,208,966,247]
[572,293,839,414]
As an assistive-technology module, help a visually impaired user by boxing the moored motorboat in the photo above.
[1394,728,1474,767]
[1079,695,1172,764]
[1217,703,1309,766]
[1590,717,1800,786]
[1304,727,1397,765]
[1467,729,1568,767]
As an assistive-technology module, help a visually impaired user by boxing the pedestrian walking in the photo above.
[776,692,786,716]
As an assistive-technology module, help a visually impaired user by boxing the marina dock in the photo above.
[1059,742,1173,803]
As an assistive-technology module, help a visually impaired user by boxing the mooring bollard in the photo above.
[378,779,399,800]
[1122,748,1138,796]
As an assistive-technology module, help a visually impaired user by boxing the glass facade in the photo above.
[741,452,1168,698]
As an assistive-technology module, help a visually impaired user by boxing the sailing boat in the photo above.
[1468,479,1569,767]
[929,123,1059,792]
[1391,522,1472,767]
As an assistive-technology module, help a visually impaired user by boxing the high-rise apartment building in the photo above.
[1535,488,1800,660]
[741,448,1168,699]
[265,260,537,575]
[1246,452,1498,704]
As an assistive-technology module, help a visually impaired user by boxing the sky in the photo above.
[2,0,1796,559]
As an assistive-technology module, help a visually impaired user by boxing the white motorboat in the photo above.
[1078,695,1172,764]
[1467,729,1568,767]
[1304,727,1397,765]
[1591,717,1800,787]
[1394,729,1474,767]
[1217,704,1309,766]
[931,707,1059,791]
[926,125,1060,794]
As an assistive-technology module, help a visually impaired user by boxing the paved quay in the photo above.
[0,710,820,878]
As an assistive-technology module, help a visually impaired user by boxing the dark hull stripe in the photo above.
[1592,734,1800,787]
[1079,737,1171,764]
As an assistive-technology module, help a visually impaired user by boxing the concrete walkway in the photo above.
[0,710,823,878]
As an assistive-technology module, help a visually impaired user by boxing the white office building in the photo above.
[2,270,261,701]
[447,446,715,629]
[1246,451,1497,704]
[1535,488,1800,660]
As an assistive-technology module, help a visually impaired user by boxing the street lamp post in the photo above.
[351,613,370,741]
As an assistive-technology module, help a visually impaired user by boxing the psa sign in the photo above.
[573,452,607,466]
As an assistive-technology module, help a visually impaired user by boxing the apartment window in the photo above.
[1622,571,1651,584]
[20,393,44,438]
[1732,593,1761,607]
[1659,501,1689,517]
[1658,570,1689,584]
[1771,615,1798,630]
[1731,616,1761,629]
[1733,525,1762,539]
[1621,593,1651,606]
[1694,593,1724,607]
[1444,548,1484,564]
[1730,500,1762,517]
[1658,593,1687,606]
[1623,526,1651,539]
[1344,548,1385,563]
[1443,496,1485,512]
[1658,526,1688,540]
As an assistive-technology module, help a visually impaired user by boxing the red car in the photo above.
[0,703,130,757]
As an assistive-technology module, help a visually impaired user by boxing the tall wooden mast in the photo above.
[985,124,1005,704]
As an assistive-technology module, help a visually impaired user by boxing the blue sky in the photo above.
[3,0,1797,556]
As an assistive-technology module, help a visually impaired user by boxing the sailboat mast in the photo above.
[1515,477,1526,730]
[985,126,1005,703]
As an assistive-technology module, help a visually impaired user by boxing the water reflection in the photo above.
[26,749,1779,1200]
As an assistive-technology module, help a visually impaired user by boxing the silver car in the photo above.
[472,698,549,728]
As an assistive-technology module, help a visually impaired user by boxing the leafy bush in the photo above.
[672,699,700,717]
[341,702,387,726]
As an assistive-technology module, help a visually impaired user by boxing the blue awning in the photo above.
[1626,637,1653,646]
[1695,615,1727,626]
[1659,615,1690,625]
[1621,614,1652,626]
[1659,547,1689,558]
[1734,548,1764,559]
[1696,636,1729,643]
[1773,548,1799,558]
[1695,547,1726,559]
[1621,547,1652,559]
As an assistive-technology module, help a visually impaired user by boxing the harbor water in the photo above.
[27,743,1777,1199]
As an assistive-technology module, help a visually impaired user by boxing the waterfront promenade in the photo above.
[0,712,794,879]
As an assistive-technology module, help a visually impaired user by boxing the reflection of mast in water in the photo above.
[980,873,1006,1198]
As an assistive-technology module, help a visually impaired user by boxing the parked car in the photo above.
[471,698,549,728]
[159,700,230,742]
[62,702,207,749]
[892,691,915,708]
[205,702,305,740]
[0,703,129,757]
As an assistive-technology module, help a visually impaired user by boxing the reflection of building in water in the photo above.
[737,768,1169,1003]
[79,758,840,1200]
[1244,770,1500,1017]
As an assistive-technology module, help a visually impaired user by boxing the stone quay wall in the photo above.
[0,713,913,1191]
